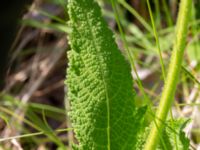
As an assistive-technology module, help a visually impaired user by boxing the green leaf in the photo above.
[158,119,190,150]
[66,0,146,149]
[137,119,190,150]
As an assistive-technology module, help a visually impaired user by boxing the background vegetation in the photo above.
[0,0,199,149]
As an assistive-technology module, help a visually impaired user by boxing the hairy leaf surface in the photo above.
[136,119,190,150]
[66,0,145,149]
[158,119,190,150]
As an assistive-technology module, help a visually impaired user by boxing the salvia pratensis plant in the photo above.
[66,0,192,149]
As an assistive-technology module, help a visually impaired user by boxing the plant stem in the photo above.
[162,0,173,26]
[146,0,166,81]
[117,0,152,34]
[144,0,192,150]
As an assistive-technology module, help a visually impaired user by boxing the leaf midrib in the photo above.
[84,8,111,150]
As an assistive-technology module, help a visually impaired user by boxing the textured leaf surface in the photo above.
[66,0,145,149]
[158,119,190,150]
[136,119,190,150]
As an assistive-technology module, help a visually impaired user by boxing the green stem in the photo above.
[162,0,173,26]
[154,0,161,27]
[146,0,166,81]
[117,0,152,33]
[144,0,192,150]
